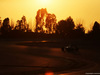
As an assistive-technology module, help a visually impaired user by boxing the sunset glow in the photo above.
[38,0,50,5]
[45,71,54,75]
[0,0,100,32]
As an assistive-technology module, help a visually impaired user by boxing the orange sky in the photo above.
[0,0,100,32]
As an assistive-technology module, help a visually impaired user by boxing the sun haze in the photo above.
[37,0,50,5]
[0,0,100,31]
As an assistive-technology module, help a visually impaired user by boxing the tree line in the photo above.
[0,8,100,39]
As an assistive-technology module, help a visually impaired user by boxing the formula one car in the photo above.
[61,45,79,53]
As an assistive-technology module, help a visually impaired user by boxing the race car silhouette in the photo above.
[61,45,79,53]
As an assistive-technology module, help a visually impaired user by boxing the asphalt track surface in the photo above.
[0,40,100,75]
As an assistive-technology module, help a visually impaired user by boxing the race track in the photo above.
[0,40,100,75]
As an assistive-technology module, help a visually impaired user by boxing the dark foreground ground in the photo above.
[0,39,100,75]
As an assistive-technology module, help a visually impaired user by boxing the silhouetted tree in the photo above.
[14,16,31,32]
[87,21,100,39]
[75,24,85,33]
[11,19,14,30]
[22,16,27,25]
[0,17,2,28]
[0,17,2,35]
[57,20,67,34]
[46,13,57,34]
[35,8,47,33]
[74,24,85,38]
[56,16,75,36]
[65,16,75,32]
[1,18,11,34]
[35,8,57,34]
[14,20,23,31]
[93,21,100,32]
